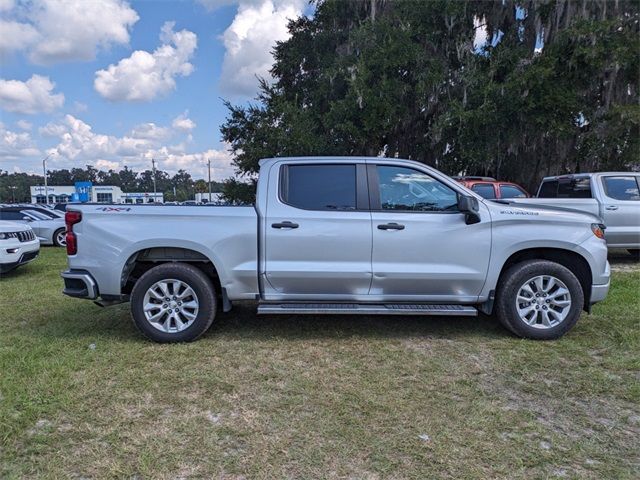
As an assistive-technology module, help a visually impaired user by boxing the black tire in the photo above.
[627,249,640,261]
[495,260,584,340]
[53,228,66,247]
[130,263,216,343]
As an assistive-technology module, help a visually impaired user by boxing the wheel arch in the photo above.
[496,248,592,310]
[121,246,224,306]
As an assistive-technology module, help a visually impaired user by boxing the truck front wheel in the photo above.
[495,260,584,340]
[130,263,216,343]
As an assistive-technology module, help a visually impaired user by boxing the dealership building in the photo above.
[30,183,163,204]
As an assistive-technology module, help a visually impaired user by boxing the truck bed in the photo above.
[67,204,259,299]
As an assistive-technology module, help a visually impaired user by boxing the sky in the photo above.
[0,0,310,181]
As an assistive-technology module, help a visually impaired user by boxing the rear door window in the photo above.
[281,164,357,211]
[471,183,496,199]
[557,178,592,198]
[538,180,558,197]
[602,176,640,201]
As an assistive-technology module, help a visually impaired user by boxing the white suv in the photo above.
[0,221,40,274]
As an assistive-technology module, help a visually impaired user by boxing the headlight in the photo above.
[591,223,606,240]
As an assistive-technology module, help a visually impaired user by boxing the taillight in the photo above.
[65,211,82,255]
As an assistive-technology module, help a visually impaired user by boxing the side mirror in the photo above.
[22,216,33,222]
[457,195,481,225]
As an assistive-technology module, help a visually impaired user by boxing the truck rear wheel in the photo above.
[495,260,584,340]
[130,263,216,343]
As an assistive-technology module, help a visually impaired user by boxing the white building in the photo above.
[30,185,163,204]
[195,192,223,203]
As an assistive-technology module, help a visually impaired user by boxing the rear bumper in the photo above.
[61,269,98,299]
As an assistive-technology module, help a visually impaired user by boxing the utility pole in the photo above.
[151,158,157,199]
[207,157,212,202]
[42,153,53,204]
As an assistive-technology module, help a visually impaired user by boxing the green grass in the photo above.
[1,248,638,479]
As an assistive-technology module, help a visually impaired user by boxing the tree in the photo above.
[220,0,639,198]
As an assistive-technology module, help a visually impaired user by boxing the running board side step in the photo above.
[257,303,478,316]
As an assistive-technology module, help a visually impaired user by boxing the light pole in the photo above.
[151,158,157,199]
[207,157,212,202]
[42,153,53,204]
[9,186,17,203]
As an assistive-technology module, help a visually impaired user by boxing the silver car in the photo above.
[0,207,67,246]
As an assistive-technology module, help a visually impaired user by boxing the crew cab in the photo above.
[62,157,610,343]
[510,173,640,256]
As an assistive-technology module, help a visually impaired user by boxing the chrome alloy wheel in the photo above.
[515,275,572,329]
[56,230,67,246]
[142,279,199,333]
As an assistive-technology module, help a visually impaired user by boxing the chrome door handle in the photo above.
[605,205,619,211]
[272,221,299,229]
[377,223,405,230]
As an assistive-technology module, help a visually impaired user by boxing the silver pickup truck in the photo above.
[511,173,640,256]
[62,157,610,343]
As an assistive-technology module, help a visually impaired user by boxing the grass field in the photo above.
[1,248,638,479]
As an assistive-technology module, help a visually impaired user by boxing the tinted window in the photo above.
[471,183,496,199]
[30,208,58,218]
[0,210,25,220]
[538,180,558,197]
[377,166,458,211]
[603,176,640,201]
[499,184,527,198]
[23,210,49,220]
[283,164,357,210]
[557,178,592,198]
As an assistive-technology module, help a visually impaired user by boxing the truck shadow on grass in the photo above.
[207,302,507,342]
[27,300,509,344]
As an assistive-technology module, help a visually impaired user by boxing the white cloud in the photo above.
[16,119,32,130]
[0,74,64,114]
[39,120,67,137]
[473,16,488,51]
[129,123,172,141]
[94,159,121,171]
[0,0,138,65]
[219,0,305,96]
[73,101,88,113]
[172,111,196,132]
[197,0,237,11]
[0,0,15,11]
[158,148,235,180]
[0,123,40,160]
[94,22,197,102]
[0,20,39,56]
[37,114,233,179]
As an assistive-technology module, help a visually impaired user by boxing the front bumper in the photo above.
[590,260,611,305]
[590,279,610,304]
[61,269,98,299]
[0,239,40,273]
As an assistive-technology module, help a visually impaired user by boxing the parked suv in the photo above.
[0,221,39,273]
[453,176,529,199]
